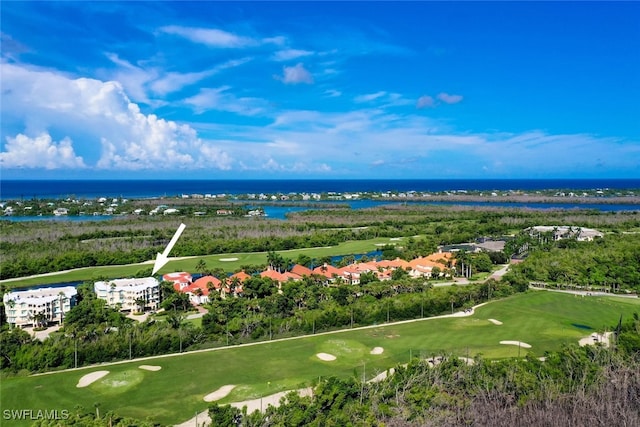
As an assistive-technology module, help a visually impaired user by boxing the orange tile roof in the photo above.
[376,258,412,269]
[312,264,342,279]
[192,275,222,290]
[290,264,313,277]
[230,271,251,282]
[260,268,288,282]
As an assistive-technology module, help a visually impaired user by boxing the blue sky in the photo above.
[1,1,638,179]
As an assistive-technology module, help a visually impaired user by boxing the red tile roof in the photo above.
[230,271,251,282]
[290,264,313,277]
[312,264,342,279]
[193,275,222,290]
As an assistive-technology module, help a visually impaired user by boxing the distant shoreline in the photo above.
[2,178,639,201]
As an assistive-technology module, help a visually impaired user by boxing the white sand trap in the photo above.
[369,368,395,383]
[458,357,475,365]
[77,370,109,388]
[389,238,402,241]
[219,257,239,262]
[230,387,313,413]
[489,319,503,325]
[203,384,236,402]
[316,352,337,361]
[139,365,161,371]
[500,340,532,348]
[579,332,612,348]
[370,346,384,355]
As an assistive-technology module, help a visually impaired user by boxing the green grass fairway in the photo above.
[2,291,638,426]
[1,236,415,289]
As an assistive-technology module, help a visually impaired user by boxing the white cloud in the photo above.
[104,53,253,101]
[159,25,256,48]
[416,95,435,108]
[272,49,314,61]
[354,91,386,103]
[324,89,342,97]
[280,63,313,84]
[183,87,268,116]
[437,92,463,104]
[1,63,232,171]
[1,133,86,169]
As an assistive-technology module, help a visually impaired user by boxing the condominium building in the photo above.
[94,277,160,312]
[2,286,77,328]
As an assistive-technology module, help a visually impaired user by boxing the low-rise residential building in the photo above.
[527,226,603,242]
[3,286,77,328]
[94,277,159,312]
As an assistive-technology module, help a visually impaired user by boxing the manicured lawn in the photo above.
[2,291,638,426]
[1,237,413,289]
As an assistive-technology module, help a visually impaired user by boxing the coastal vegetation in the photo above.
[1,291,638,426]
[1,203,639,283]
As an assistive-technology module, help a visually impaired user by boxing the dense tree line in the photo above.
[507,232,640,292]
[2,205,639,279]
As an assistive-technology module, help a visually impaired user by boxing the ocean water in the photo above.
[1,179,639,200]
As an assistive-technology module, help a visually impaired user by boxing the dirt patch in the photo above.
[219,257,239,262]
[500,340,532,348]
[77,371,109,388]
[370,347,384,355]
[316,352,336,361]
[139,365,161,371]
[489,319,503,325]
[203,385,236,402]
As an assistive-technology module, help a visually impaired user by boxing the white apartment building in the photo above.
[3,286,77,328]
[94,277,160,312]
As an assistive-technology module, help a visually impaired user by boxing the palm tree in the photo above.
[229,277,241,297]
[58,291,68,324]
[195,259,208,274]
[134,297,146,314]
[193,287,203,304]
[5,299,15,328]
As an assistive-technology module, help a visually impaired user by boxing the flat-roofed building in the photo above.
[3,286,77,328]
[94,277,159,312]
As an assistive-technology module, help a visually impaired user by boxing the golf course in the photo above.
[2,290,638,426]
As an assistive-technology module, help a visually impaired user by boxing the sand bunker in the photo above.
[369,368,395,383]
[500,340,532,348]
[458,357,475,365]
[139,365,161,371]
[489,319,503,325]
[426,356,444,367]
[316,352,337,361]
[203,385,236,402]
[579,332,612,347]
[219,257,239,262]
[370,347,384,355]
[77,370,109,388]
[230,387,313,413]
